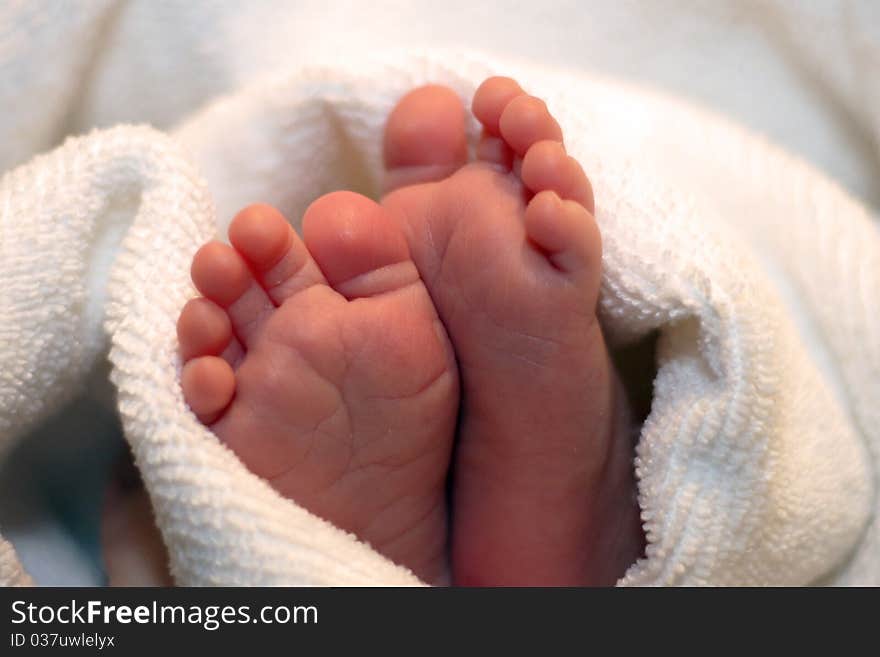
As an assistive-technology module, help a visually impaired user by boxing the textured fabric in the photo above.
[2,1,879,206]
[0,52,877,586]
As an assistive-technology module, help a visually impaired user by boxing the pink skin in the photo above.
[176,76,644,587]
[381,78,643,585]
[179,197,459,585]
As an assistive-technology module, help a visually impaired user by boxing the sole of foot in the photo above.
[381,77,644,585]
[178,198,459,585]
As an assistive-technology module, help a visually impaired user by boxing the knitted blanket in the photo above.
[0,52,877,586]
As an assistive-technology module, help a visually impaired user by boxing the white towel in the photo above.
[3,1,879,206]
[0,51,877,586]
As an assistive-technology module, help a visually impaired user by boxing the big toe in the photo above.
[302,191,420,299]
[383,85,468,193]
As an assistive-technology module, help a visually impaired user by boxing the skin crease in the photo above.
[102,77,644,587]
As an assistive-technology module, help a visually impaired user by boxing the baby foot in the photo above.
[178,198,458,585]
[382,79,644,585]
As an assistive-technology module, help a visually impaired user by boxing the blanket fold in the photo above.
[0,52,877,585]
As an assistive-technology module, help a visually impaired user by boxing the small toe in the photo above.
[229,204,292,272]
[181,356,235,424]
[472,76,525,136]
[177,298,234,361]
[383,85,468,192]
[498,95,563,158]
[191,240,274,346]
[229,204,326,305]
[525,190,601,278]
[473,77,526,168]
[521,140,594,213]
[302,191,420,299]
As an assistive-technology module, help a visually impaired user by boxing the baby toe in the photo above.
[303,191,418,299]
[191,240,274,346]
[383,85,468,192]
[498,95,563,157]
[525,189,601,281]
[521,140,594,213]
[177,297,233,361]
[181,356,236,424]
[229,204,293,272]
[472,76,525,136]
[229,204,325,305]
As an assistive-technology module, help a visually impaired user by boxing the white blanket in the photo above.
[1,2,878,586]
[4,1,878,205]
